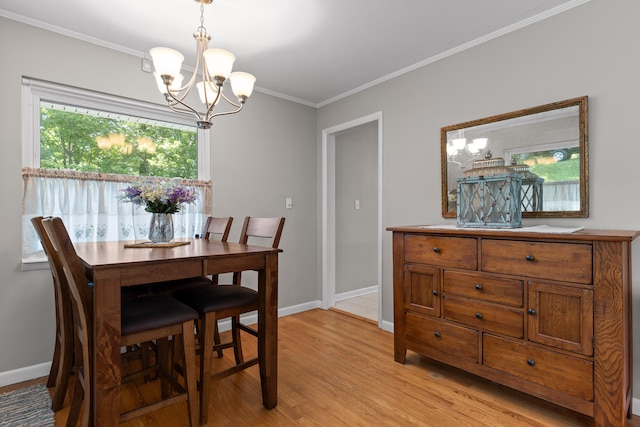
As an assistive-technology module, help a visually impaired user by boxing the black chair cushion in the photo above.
[121,294,198,335]
[148,276,213,295]
[121,284,153,301]
[172,285,258,314]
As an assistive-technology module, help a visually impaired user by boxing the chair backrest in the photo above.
[42,217,94,388]
[232,217,285,285]
[202,217,233,241]
[238,217,285,249]
[31,216,73,359]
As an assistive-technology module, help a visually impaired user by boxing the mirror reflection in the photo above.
[441,96,588,218]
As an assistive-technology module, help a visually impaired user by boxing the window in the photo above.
[504,142,580,212]
[40,102,199,178]
[22,78,211,268]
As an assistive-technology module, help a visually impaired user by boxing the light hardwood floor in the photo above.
[7,309,640,426]
[334,292,377,322]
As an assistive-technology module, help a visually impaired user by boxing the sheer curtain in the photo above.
[22,168,211,260]
[542,180,580,211]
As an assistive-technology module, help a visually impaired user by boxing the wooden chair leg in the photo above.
[140,341,156,382]
[51,330,73,411]
[47,331,60,388]
[157,338,170,399]
[231,315,244,364]
[199,311,216,425]
[213,321,223,358]
[181,321,199,427]
[66,372,86,427]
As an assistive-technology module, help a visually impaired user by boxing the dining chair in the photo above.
[41,217,200,427]
[172,216,285,424]
[31,216,73,412]
[32,216,158,410]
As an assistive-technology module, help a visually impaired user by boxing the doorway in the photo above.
[321,112,383,327]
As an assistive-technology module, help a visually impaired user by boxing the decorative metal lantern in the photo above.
[457,157,523,228]
[511,164,544,212]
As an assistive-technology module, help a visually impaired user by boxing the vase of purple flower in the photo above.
[120,179,198,243]
[148,212,174,243]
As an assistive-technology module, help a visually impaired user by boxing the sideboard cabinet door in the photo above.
[528,281,593,356]
[404,264,441,317]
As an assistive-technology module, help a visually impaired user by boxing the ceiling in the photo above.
[0,0,588,107]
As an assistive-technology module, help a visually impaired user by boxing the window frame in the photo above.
[21,78,211,270]
[21,77,210,179]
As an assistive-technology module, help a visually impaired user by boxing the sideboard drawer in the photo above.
[444,271,523,307]
[405,235,477,269]
[406,312,478,363]
[481,239,592,284]
[443,295,523,338]
[483,334,593,400]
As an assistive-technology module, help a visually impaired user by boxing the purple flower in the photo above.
[120,180,199,213]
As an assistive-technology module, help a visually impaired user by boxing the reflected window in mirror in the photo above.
[441,96,588,219]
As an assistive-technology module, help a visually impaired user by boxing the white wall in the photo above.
[335,122,378,294]
[0,15,318,378]
[317,0,640,401]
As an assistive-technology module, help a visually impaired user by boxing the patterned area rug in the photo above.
[0,383,54,427]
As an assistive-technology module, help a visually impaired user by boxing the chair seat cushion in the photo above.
[121,284,153,301]
[148,276,213,295]
[172,285,258,314]
[121,294,198,335]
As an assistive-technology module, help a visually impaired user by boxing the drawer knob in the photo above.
[433,247,441,253]
[434,331,441,338]
[528,308,536,315]
[527,359,536,367]
[475,312,483,319]
[432,290,439,296]
[525,255,535,261]
[475,284,483,290]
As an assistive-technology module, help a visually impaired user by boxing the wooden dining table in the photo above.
[74,237,281,427]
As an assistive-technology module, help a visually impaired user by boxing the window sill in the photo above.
[22,258,49,271]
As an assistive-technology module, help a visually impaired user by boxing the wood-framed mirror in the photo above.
[441,96,588,218]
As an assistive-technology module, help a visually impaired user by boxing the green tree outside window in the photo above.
[39,105,198,179]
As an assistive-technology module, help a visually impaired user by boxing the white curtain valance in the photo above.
[22,168,211,258]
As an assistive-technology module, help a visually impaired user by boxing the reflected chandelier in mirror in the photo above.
[441,96,588,219]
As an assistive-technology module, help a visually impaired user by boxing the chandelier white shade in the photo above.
[150,0,256,129]
[229,72,257,98]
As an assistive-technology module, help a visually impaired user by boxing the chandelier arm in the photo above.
[170,35,207,104]
[207,103,244,120]
[219,92,241,109]
[199,45,223,108]
[162,34,211,121]
[164,89,206,122]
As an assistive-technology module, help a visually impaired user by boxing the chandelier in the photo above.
[150,0,256,129]
[446,136,489,168]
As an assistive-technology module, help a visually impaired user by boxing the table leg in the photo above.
[92,270,122,426]
[259,252,278,409]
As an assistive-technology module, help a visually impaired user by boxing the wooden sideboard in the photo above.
[387,225,639,426]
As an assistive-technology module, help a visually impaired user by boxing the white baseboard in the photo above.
[633,398,640,416]
[334,286,377,302]
[0,362,51,388]
[380,319,394,333]
[217,300,323,332]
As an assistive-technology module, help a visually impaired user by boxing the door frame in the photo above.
[321,112,383,327]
